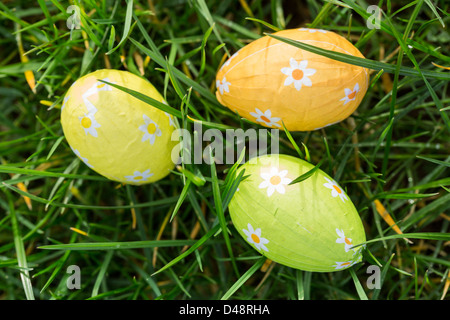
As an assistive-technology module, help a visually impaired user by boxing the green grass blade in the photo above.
[4,189,35,300]
[152,223,221,276]
[416,155,450,167]
[209,151,239,277]
[221,257,265,300]
[352,232,450,249]
[99,80,182,118]
[38,239,197,251]
[265,33,450,81]
[349,268,368,300]
[289,159,324,185]
[106,0,133,55]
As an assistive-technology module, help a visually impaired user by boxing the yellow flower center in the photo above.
[341,262,351,266]
[251,233,260,244]
[333,185,342,194]
[97,83,106,89]
[270,175,281,185]
[147,123,157,135]
[134,176,143,180]
[81,117,92,128]
[292,69,304,80]
[344,237,352,245]
[260,115,271,123]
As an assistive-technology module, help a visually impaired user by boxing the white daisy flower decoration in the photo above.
[332,260,356,270]
[82,78,115,112]
[70,147,94,168]
[138,114,162,145]
[216,76,231,95]
[61,96,69,110]
[323,177,348,202]
[164,112,175,127]
[78,111,101,137]
[259,167,292,197]
[220,50,239,71]
[340,83,360,105]
[242,223,269,252]
[124,169,154,183]
[335,229,354,252]
[249,108,281,128]
[83,78,114,97]
[299,28,328,33]
[281,58,316,91]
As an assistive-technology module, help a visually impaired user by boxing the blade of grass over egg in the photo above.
[289,159,324,185]
[98,80,182,118]
[265,33,450,81]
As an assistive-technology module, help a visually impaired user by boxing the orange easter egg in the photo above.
[215,28,369,131]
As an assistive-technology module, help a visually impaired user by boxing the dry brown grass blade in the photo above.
[152,209,172,267]
[374,199,412,244]
[441,272,450,300]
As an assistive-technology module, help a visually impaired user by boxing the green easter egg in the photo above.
[229,154,366,272]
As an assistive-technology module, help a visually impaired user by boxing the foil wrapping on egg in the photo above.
[61,69,178,185]
[216,28,369,131]
[229,154,366,272]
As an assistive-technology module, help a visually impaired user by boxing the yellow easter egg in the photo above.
[61,69,178,185]
[216,28,369,131]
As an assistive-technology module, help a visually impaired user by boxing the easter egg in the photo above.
[216,28,369,131]
[229,154,366,272]
[61,69,178,185]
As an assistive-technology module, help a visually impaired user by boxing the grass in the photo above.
[0,0,449,300]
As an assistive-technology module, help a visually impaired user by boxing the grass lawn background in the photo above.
[0,0,449,300]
